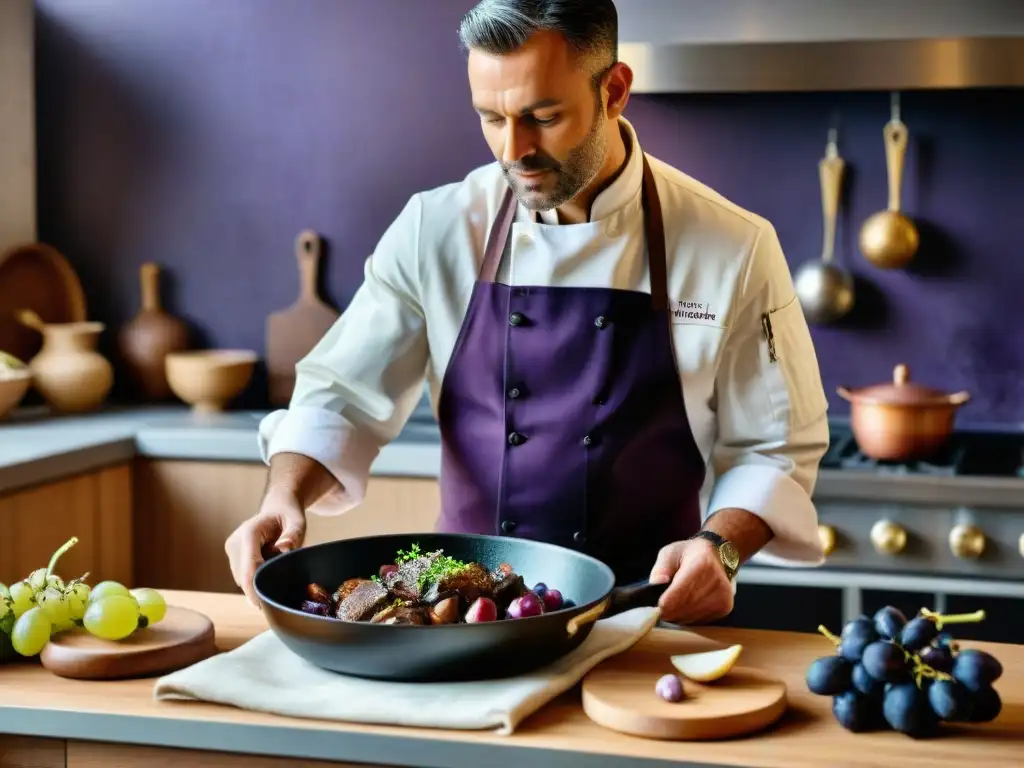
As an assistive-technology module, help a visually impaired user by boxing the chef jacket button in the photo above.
[508,431,526,446]
[573,530,587,545]
[582,435,593,447]
[594,315,608,329]
[509,311,524,326]
[508,387,521,399]
[501,520,518,534]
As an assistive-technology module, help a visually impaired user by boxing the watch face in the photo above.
[720,542,741,571]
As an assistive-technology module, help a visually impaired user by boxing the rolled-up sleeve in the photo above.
[707,223,830,566]
[258,194,429,514]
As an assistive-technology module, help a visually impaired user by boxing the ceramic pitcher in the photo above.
[16,309,113,413]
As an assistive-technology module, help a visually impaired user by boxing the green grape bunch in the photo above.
[1,536,169,660]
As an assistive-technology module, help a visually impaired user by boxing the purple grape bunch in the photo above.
[805,605,1003,737]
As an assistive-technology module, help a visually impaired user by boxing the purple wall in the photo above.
[34,0,1024,423]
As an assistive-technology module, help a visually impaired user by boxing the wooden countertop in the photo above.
[1,591,1021,768]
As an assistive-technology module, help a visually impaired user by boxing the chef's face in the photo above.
[467,30,626,212]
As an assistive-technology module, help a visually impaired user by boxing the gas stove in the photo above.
[737,420,1024,644]
[820,423,1024,479]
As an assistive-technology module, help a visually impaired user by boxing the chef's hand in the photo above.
[648,538,734,625]
[225,489,307,609]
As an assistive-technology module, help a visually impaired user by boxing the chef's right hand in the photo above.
[225,490,307,609]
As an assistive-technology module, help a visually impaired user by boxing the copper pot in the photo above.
[836,364,970,462]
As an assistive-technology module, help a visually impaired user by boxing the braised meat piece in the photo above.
[371,604,431,625]
[306,583,332,605]
[385,553,441,600]
[423,561,495,605]
[333,577,372,605]
[336,579,389,621]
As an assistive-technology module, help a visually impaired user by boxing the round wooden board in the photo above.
[39,605,216,680]
[581,651,788,741]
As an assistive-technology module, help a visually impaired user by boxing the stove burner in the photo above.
[825,434,965,476]
[821,427,1024,478]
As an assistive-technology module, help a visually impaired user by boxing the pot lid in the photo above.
[836,364,971,407]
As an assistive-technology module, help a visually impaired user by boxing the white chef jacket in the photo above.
[258,118,829,568]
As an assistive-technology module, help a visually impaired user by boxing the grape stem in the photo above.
[919,608,986,630]
[46,537,79,579]
[817,624,841,647]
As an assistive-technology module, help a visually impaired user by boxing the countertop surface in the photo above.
[0,404,443,493]
[2,403,1023,508]
[1,590,1020,767]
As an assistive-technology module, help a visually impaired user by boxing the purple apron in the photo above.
[436,155,706,584]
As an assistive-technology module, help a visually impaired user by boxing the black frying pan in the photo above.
[253,532,667,682]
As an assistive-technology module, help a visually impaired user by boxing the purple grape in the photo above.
[541,589,563,612]
[507,592,544,619]
[562,598,576,609]
[918,645,953,674]
[532,583,548,596]
[655,674,685,702]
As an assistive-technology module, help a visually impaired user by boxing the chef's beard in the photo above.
[501,101,607,213]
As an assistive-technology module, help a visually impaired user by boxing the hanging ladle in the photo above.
[859,92,919,270]
[794,127,854,325]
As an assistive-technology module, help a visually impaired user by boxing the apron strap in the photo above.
[479,154,668,311]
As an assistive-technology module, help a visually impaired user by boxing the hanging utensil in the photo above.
[859,92,919,270]
[794,127,855,325]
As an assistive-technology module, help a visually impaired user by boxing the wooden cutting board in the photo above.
[581,648,788,741]
[265,230,340,405]
[0,242,87,364]
[38,606,216,680]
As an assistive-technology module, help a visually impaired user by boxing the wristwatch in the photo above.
[691,530,740,582]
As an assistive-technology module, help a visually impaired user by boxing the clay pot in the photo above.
[165,349,257,413]
[836,363,970,462]
[118,262,191,401]
[16,309,114,413]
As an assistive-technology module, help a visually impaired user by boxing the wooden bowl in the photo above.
[165,349,257,413]
[0,368,32,419]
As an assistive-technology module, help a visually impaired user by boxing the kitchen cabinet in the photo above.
[0,464,133,588]
[3,737,373,767]
[132,459,441,593]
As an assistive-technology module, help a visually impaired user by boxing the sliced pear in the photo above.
[670,644,743,682]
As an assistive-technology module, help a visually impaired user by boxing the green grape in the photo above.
[37,587,73,632]
[88,581,130,603]
[66,581,91,622]
[0,582,11,600]
[83,595,139,640]
[46,574,65,591]
[0,596,9,621]
[10,581,35,618]
[27,568,49,592]
[130,588,167,625]
[11,606,52,656]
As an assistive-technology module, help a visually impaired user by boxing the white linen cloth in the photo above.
[153,607,660,735]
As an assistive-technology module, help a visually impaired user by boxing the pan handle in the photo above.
[563,580,668,637]
[607,580,670,615]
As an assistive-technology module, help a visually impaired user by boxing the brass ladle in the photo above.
[859,92,919,270]
[794,127,854,325]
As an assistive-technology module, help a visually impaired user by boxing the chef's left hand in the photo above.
[648,538,734,625]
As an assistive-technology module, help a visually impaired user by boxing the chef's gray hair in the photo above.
[458,0,618,76]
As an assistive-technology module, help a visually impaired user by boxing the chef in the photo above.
[226,0,830,624]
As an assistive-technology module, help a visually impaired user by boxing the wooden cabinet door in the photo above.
[0,464,132,588]
[132,459,440,593]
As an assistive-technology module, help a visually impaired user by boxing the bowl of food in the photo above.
[0,351,32,419]
[253,532,668,682]
[165,349,257,412]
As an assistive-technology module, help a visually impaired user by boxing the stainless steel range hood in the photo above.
[616,0,1024,93]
